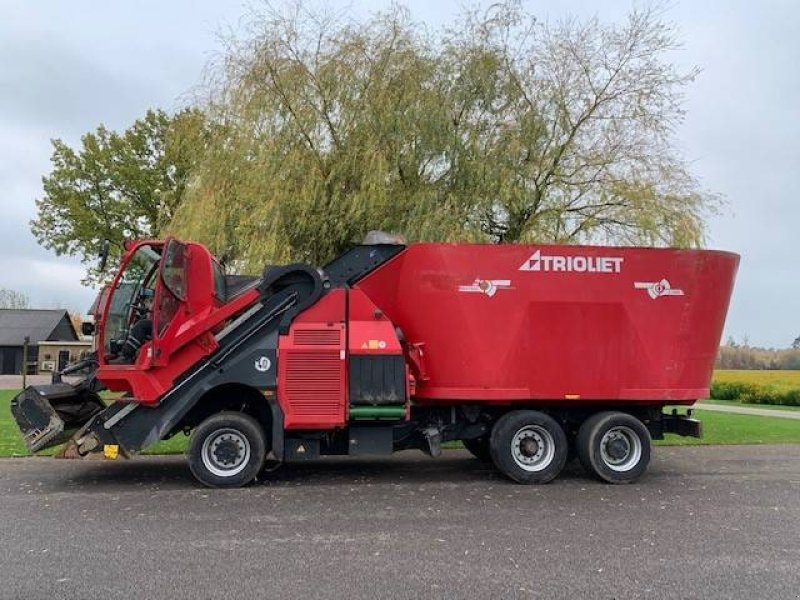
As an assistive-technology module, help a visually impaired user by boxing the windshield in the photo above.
[103,244,161,356]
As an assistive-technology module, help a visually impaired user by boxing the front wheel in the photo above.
[188,411,267,488]
[489,410,568,484]
[576,412,651,484]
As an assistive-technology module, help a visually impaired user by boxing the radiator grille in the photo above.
[284,352,341,416]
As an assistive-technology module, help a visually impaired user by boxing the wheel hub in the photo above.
[520,437,540,457]
[605,436,630,461]
[212,437,244,465]
[599,426,642,472]
[510,425,555,472]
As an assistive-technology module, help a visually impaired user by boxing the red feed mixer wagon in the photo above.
[12,238,738,487]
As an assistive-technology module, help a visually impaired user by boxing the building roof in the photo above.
[0,309,78,346]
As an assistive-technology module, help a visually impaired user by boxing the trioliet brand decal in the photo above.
[458,279,512,297]
[519,250,624,273]
[634,279,685,299]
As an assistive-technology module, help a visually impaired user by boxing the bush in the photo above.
[710,381,759,401]
[712,381,800,407]
[740,388,800,407]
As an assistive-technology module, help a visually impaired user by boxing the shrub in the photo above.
[738,387,800,407]
[711,380,800,407]
[710,381,759,401]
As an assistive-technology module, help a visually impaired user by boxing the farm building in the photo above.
[0,309,91,375]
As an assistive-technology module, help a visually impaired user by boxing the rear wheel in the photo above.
[576,412,651,484]
[489,410,568,484]
[462,436,492,461]
[188,412,267,488]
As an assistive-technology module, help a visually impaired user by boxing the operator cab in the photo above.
[100,239,190,366]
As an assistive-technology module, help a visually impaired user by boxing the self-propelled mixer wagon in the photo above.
[12,238,738,487]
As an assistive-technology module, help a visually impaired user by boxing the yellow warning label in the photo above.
[368,340,380,349]
[103,444,120,460]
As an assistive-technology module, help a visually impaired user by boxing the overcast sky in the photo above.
[0,1,796,347]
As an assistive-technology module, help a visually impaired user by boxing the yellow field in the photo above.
[713,369,800,392]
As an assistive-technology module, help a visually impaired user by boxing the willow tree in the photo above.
[170,2,716,271]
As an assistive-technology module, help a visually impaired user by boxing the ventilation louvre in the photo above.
[284,352,342,417]
[293,328,341,346]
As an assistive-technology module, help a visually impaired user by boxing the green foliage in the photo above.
[709,381,760,401]
[740,388,800,407]
[169,1,717,272]
[31,109,207,283]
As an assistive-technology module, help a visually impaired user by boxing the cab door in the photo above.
[151,238,189,367]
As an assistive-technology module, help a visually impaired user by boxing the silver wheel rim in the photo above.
[599,426,642,472]
[201,428,251,478]
[511,425,556,472]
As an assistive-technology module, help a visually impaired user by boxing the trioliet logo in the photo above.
[634,279,684,299]
[519,250,624,274]
[458,279,512,297]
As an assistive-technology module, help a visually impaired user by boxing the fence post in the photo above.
[22,336,29,389]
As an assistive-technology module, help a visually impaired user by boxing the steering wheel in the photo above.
[128,289,153,326]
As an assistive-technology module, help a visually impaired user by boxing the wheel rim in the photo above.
[599,426,642,472]
[510,425,556,472]
[201,428,251,478]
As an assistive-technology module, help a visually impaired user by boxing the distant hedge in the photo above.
[710,381,800,407]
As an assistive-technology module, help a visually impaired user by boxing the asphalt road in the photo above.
[1,447,799,600]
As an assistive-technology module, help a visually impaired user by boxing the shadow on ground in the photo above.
[22,450,601,491]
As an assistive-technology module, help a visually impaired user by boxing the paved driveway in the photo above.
[1,446,799,599]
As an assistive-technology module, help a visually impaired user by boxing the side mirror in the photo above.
[81,322,96,336]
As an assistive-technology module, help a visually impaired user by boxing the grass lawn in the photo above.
[2,389,798,458]
[655,409,800,446]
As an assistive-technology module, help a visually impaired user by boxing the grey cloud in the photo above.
[0,34,146,131]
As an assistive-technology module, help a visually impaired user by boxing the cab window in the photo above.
[103,244,160,356]
[157,240,188,336]
[161,240,188,300]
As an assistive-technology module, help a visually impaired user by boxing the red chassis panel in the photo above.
[355,243,739,406]
[278,290,347,429]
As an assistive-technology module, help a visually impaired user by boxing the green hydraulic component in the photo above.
[349,405,406,420]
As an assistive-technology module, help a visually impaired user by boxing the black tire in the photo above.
[462,436,492,462]
[188,411,267,488]
[489,410,568,484]
[576,411,651,484]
